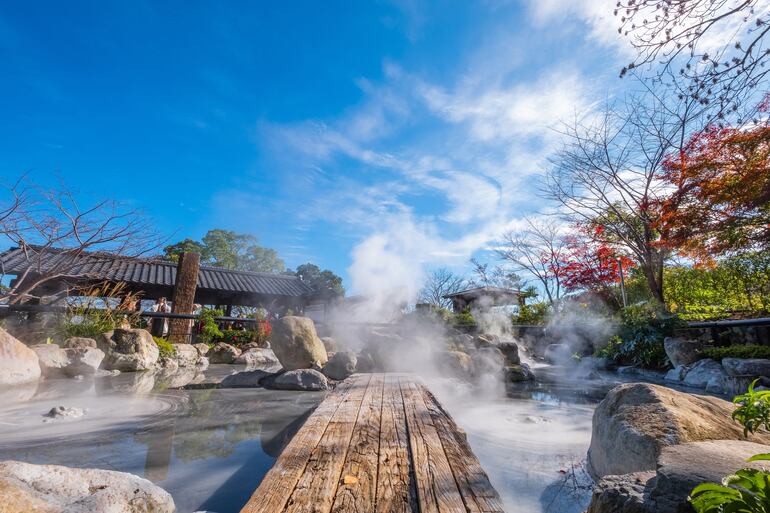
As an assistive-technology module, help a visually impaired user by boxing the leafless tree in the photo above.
[417,268,466,310]
[0,178,163,304]
[542,92,704,303]
[618,0,770,119]
[467,258,522,289]
[496,217,567,306]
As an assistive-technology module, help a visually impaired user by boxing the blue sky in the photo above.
[0,0,637,295]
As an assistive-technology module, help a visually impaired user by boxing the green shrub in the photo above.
[596,303,682,368]
[703,345,770,361]
[198,308,223,343]
[59,310,116,339]
[689,382,770,512]
[452,309,477,327]
[153,336,176,358]
[219,329,257,347]
[512,302,549,325]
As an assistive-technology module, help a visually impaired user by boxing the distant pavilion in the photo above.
[443,286,523,313]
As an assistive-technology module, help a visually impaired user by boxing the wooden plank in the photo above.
[376,374,417,513]
[331,373,384,513]
[399,377,465,513]
[423,389,505,513]
[283,374,372,513]
[240,378,357,513]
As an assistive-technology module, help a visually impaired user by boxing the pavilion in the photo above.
[443,285,523,313]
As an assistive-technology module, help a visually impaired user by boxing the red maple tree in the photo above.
[560,225,635,306]
[658,120,770,261]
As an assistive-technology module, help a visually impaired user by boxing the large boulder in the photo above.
[97,329,159,371]
[234,347,281,370]
[439,351,474,380]
[170,343,200,367]
[32,344,105,378]
[62,337,97,349]
[505,363,534,382]
[682,358,727,388]
[588,441,770,513]
[271,316,328,371]
[32,344,71,377]
[722,357,770,378]
[262,369,329,391]
[0,460,175,513]
[587,383,770,479]
[64,347,105,376]
[498,341,520,365]
[322,351,357,381]
[663,337,702,367]
[208,342,241,364]
[220,369,276,388]
[0,328,41,386]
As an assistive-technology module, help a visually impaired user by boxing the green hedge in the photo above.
[702,345,770,361]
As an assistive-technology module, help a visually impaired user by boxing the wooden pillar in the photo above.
[168,252,200,344]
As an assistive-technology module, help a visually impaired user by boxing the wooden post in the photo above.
[168,252,200,344]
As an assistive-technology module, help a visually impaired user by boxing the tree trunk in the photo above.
[168,252,200,344]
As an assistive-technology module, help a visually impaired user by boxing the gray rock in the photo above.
[45,405,85,419]
[587,472,655,513]
[262,369,329,391]
[97,329,159,371]
[664,365,686,383]
[171,343,200,367]
[722,357,770,378]
[470,346,505,377]
[234,347,281,370]
[587,383,770,479]
[663,337,702,367]
[320,336,338,352]
[193,343,210,356]
[322,351,357,381]
[439,351,474,380]
[63,336,97,349]
[651,440,770,513]
[197,356,209,370]
[356,353,376,373]
[271,316,328,370]
[682,358,727,388]
[32,344,71,377]
[498,341,520,365]
[0,327,41,386]
[473,333,500,348]
[0,459,175,512]
[208,342,241,364]
[63,347,105,377]
[505,363,534,382]
[220,369,276,388]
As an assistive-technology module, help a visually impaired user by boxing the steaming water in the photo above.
[0,365,613,513]
[430,376,606,513]
[0,365,322,513]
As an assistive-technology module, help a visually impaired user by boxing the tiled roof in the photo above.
[0,246,313,298]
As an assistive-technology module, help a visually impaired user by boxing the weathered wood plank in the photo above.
[376,374,417,513]
[283,374,372,513]
[399,378,466,513]
[240,379,357,513]
[331,373,384,513]
[423,389,505,513]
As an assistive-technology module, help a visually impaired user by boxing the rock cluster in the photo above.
[97,329,159,371]
[587,383,770,513]
[0,460,175,513]
[0,328,41,386]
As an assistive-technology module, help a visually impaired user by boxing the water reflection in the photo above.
[0,365,322,513]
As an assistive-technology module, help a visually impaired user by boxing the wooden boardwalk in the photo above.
[240,373,505,513]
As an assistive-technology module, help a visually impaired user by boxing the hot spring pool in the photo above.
[0,365,615,513]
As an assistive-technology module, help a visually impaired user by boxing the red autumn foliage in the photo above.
[658,123,770,260]
[560,225,635,302]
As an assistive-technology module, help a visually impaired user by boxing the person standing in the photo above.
[150,297,171,337]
